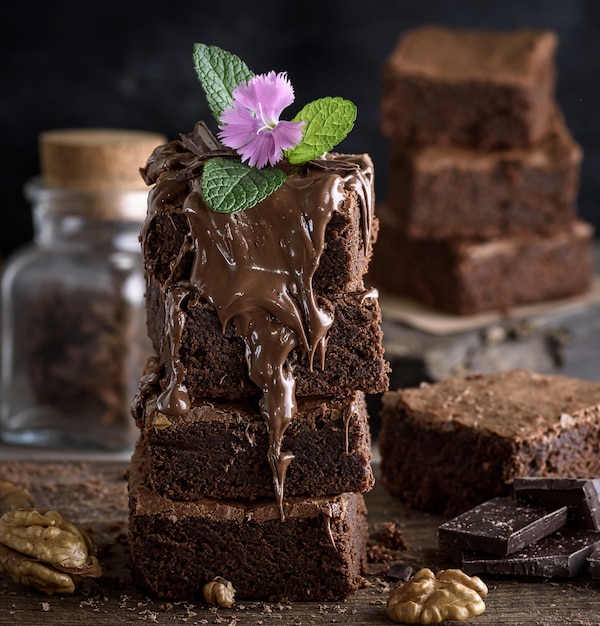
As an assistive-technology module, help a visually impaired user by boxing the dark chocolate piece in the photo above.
[386,563,413,582]
[461,529,600,578]
[513,477,600,530]
[588,545,600,580]
[438,497,568,556]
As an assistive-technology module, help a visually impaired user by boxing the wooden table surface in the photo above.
[0,453,598,626]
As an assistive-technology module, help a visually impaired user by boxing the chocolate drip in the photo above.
[343,400,357,455]
[183,171,345,518]
[156,285,190,415]
[141,133,374,516]
[130,356,162,424]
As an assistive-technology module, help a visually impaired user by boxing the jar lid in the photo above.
[39,128,167,192]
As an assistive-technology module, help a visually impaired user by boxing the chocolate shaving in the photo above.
[308,157,360,173]
[140,122,236,186]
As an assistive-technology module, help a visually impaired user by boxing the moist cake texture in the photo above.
[379,369,600,516]
[144,282,388,400]
[381,26,557,149]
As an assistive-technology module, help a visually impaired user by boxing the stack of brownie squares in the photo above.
[127,126,389,602]
[371,25,593,315]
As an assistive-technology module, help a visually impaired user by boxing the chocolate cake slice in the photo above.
[385,107,581,241]
[133,372,374,501]
[145,283,389,400]
[379,369,600,516]
[128,449,368,602]
[371,217,593,315]
[381,26,557,149]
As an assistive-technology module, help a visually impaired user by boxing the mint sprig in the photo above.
[286,97,356,164]
[193,44,254,121]
[192,44,359,213]
[201,157,286,213]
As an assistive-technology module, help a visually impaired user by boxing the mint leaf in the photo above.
[286,97,357,165]
[201,157,287,213]
[193,44,254,121]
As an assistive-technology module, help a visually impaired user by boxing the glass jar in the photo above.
[0,129,164,450]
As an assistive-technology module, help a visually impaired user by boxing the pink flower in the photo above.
[218,71,305,169]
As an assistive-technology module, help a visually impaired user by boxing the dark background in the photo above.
[3,0,600,259]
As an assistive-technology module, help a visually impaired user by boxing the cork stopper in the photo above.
[39,128,167,191]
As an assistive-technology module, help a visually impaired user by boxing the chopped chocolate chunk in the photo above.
[386,563,413,582]
[588,545,600,580]
[513,477,600,530]
[460,529,600,578]
[438,497,568,556]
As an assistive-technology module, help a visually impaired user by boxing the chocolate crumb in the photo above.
[373,521,409,551]
[386,563,413,582]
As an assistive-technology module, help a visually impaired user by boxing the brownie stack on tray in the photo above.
[371,26,593,315]
[127,123,389,602]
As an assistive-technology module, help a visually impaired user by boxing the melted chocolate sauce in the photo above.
[140,125,373,518]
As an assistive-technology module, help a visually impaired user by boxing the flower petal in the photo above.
[270,120,305,152]
[233,71,295,123]
[218,71,303,168]
[218,102,261,149]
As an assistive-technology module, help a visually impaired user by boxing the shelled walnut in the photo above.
[386,567,488,624]
[203,576,236,607]
[0,481,102,595]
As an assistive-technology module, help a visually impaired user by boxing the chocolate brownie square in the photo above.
[381,26,557,149]
[128,449,368,602]
[146,284,389,399]
[142,152,377,298]
[133,381,374,501]
[370,217,593,315]
[379,369,600,516]
[385,107,581,240]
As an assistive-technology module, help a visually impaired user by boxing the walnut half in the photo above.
[0,499,102,595]
[203,576,236,607]
[386,567,488,624]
